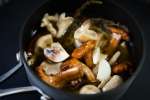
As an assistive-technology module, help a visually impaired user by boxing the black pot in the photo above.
[0,0,145,100]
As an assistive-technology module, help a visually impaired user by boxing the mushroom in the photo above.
[102,75,123,92]
[79,85,101,94]
[107,26,129,41]
[44,42,70,62]
[41,61,62,75]
[41,13,58,36]
[41,13,74,38]
[37,63,84,88]
[112,63,129,74]
[104,26,129,56]
[72,40,96,59]
[57,13,74,38]
[37,58,96,88]
[74,20,98,47]
[61,58,96,82]
[35,34,53,50]
[84,49,94,68]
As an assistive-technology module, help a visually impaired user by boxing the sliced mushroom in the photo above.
[41,13,58,36]
[37,64,84,88]
[35,34,53,50]
[44,42,70,62]
[79,85,101,94]
[112,63,129,74]
[72,40,96,59]
[41,13,74,38]
[41,61,62,75]
[102,75,123,92]
[74,20,98,43]
[107,26,129,41]
[57,13,74,38]
[60,58,96,82]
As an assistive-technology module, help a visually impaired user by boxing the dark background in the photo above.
[0,0,150,100]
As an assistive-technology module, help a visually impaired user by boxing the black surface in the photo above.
[0,0,149,100]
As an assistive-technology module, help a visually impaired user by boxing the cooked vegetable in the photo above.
[112,63,129,74]
[74,20,98,43]
[41,13,74,38]
[44,42,70,62]
[79,85,101,94]
[26,11,134,94]
[92,47,101,65]
[102,75,123,92]
[71,40,96,59]
[109,51,121,65]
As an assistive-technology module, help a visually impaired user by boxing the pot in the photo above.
[0,0,145,100]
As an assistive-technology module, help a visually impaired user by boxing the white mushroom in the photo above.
[74,20,98,43]
[102,75,123,92]
[96,59,111,88]
[57,13,74,38]
[41,13,74,38]
[109,51,121,65]
[41,13,58,36]
[79,85,101,94]
[35,34,53,50]
[44,42,70,62]
[41,61,62,75]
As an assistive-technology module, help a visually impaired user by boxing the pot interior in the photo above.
[20,0,144,99]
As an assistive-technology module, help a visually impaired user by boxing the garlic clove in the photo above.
[44,42,70,62]
[102,75,123,92]
[93,53,108,76]
[74,20,97,43]
[109,51,121,65]
[93,47,101,64]
[79,85,101,94]
[41,61,62,75]
[96,59,111,82]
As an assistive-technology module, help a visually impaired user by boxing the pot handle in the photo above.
[0,52,22,83]
[0,52,51,100]
[0,86,51,100]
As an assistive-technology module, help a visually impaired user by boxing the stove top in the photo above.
[0,0,150,100]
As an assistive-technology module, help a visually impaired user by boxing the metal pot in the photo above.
[0,0,146,100]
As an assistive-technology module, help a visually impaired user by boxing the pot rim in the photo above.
[19,0,146,97]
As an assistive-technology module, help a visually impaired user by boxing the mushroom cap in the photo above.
[35,34,53,49]
[74,20,98,43]
[44,42,70,62]
[41,61,62,75]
